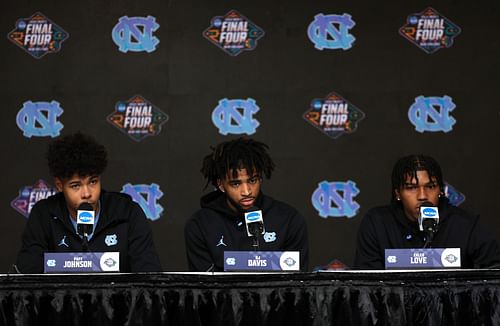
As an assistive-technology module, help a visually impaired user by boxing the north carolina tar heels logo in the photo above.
[444,182,465,206]
[212,98,260,135]
[307,13,356,50]
[263,232,276,243]
[105,234,118,246]
[112,16,159,53]
[7,12,69,59]
[107,95,168,142]
[399,7,461,54]
[312,180,360,218]
[203,10,264,56]
[16,101,64,138]
[408,96,456,133]
[303,92,365,139]
[11,179,58,217]
[121,183,163,221]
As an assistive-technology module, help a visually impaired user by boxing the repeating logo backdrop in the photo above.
[2,2,499,271]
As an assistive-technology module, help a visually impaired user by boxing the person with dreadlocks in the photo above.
[354,154,500,269]
[16,132,161,273]
[184,137,309,272]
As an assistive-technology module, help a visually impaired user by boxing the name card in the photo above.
[44,252,120,273]
[385,248,461,269]
[223,251,300,272]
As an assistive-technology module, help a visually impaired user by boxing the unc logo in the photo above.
[212,98,260,135]
[307,13,356,50]
[226,257,236,265]
[105,234,118,246]
[312,180,360,218]
[16,101,64,138]
[112,16,159,53]
[387,256,397,263]
[263,232,276,243]
[121,183,163,221]
[408,96,456,133]
[444,182,465,206]
[47,259,56,267]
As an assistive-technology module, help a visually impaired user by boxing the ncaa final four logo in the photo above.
[107,95,168,142]
[399,7,461,54]
[7,12,69,59]
[203,10,264,56]
[303,92,365,139]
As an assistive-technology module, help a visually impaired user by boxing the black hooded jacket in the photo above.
[185,191,309,272]
[16,190,162,273]
[354,198,500,269]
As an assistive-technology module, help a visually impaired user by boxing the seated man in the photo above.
[16,132,162,273]
[185,137,309,272]
[354,154,500,269]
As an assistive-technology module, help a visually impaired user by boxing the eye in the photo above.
[229,182,240,188]
[70,184,80,190]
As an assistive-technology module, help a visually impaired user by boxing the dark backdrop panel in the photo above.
[1,0,499,271]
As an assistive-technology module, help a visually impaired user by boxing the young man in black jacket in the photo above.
[185,138,309,272]
[354,154,500,269]
[16,132,162,273]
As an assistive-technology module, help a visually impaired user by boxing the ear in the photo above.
[217,179,225,193]
[394,189,401,201]
[54,178,63,192]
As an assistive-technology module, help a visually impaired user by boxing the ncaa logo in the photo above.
[422,207,437,217]
[78,212,93,223]
[246,212,261,222]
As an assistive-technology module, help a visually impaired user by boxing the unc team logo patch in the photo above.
[212,98,260,135]
[112,16,159,53]
[7,12,69,59]
[263,232,276,243]
[16,101,64,138]
[303,92,364,139]
[107,95,168,141]
[11,180,58,217]
[203,10,264,56]
[307,13,356,50]
[408,95,456,133]
[312,180,360,218]
[399,7,461,54]
[105,234,118,246]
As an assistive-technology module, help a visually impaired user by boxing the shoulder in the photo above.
[263,195,305,222]
[442,204,479,225]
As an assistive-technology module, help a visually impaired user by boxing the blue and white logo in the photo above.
[112,16,159,53]
[263,232,276,243]
[307,13,356,50]
[46,259,56,267]
[212,98,260,135]
[387,256,397,264]
[78,212,93,223]
[312,180,360,218]
[16,101,64,138]
[105,234,118,247]
[422,207,437,217]
[226,257,236,265]
[408,96,456,133]
[445,182,465,206]
[246,211,261,222]
[121,183,163,221]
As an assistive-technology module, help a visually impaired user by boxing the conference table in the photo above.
[0,270,499,325]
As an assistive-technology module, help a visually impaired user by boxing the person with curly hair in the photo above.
[185,137,309,272]
[16,132,161,273]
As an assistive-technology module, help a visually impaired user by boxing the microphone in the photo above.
[244,207,265,250]
[418,201,439,247]
[77,203,95,252]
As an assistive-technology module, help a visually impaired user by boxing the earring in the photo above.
[397,197,401,201]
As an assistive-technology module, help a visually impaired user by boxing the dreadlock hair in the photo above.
[391,154,444,203]
[47,132,108,179]
[201,137,276,189]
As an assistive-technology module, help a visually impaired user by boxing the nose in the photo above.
[417,186,427,201]
[81,185,91,199]
[241,183,252,196]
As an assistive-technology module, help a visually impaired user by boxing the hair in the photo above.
[391,154,444,203]
[200,137,275,188]
[46,132,108,179]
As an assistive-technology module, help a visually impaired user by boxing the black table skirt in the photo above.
[1,270,499,326]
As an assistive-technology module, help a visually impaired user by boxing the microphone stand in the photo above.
[82,233,89,252]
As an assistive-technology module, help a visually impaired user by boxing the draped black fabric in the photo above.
[0,271,500,326]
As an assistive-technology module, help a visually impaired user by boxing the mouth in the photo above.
[239,198,255,207]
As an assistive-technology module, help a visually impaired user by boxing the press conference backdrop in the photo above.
[1,0,499,272]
